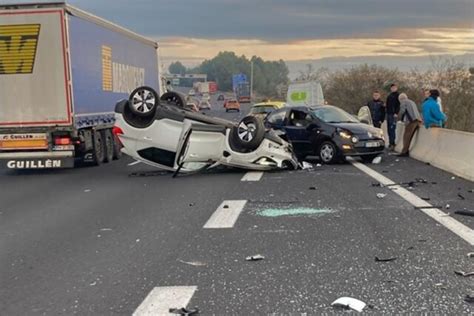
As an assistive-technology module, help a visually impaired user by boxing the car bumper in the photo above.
[0,151,75,169]
[338,139,385,156]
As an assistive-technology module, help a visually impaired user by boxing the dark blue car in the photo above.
[264,105,385,163]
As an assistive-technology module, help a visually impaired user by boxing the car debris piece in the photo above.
[372,182,383,187]
[372,156,382,164]
[375,256,397,262]
[458,193,465,200]
[446,204,451,209]
[331,297,367,312]
[177,259,206,267]
[84,189,91,193]
[451,176,456,180]
[301,161,314,170]
[468,189,474,193]
[223,205,229,209]
[421,197,430,201]
[309,186,317,190]
[454,270,474,277]
[415,178,428,183]
[169,307,199,315]
[466,252,474,258]
[316,163,322,167]
[454,209,474,217]
[246,254,265,261]
[465,295,474,303]
[376,193,387,199]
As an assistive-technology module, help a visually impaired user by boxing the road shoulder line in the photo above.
[204,200,247,228]
[241,171,264,181]
[133,286,197,316]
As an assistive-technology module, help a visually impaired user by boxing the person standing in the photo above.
[398,93,421,156]
[386,83,400,150]
[422,89,447,128]
[367,90,385,128]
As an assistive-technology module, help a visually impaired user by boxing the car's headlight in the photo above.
[339,131,352,139]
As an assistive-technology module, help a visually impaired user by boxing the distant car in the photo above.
[250,101,286,118]
[224,99,241,112]
[188,89,195,96]
[113,86,298,173]
[217,94,225,101]
[265,105,385,163]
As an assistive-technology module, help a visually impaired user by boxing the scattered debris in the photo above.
[372,182,383,187]
[256,208,333,217]
[309,186,317,190]
[395,158,400,162]
[372,156,382,164]
[301,161,314,170]
[177,259,206,267]
[454,270,474,277]
[466,252,474,258]
[223,205,229,209]
[468,189,474,193]
[421,197,431,201]
[135,238,140,243]
[169,307,199,315]
[407,246,415,250]
[246,254,265,261]
[331,297,367,313]
[431,181,437,185]
[189,203,195,207]
[316,163,322,167]
[376,193,387,199]
[100,228,112,231]
[89,281,97,286]
[454,209,474,217]
[375,256,397,262]
[458,193,465,200]
[382,170,389,173]
[84,189,91,193]
[446,204,451,209]
[451,176,456,180]
[465,295,474,304]
[415,178,428,184]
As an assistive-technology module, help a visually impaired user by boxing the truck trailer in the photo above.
[0,2,160,169]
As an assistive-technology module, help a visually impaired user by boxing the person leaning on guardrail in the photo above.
[398,93,422,156]
[422,89,447,129]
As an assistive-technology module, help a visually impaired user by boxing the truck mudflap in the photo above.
[0,151,74,169]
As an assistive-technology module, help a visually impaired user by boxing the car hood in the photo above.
[330,122,382,138]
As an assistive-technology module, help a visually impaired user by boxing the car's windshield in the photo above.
[251,106,275,114]
[312,106,358,123]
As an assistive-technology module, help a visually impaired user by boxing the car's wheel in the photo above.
[318,141,338,164]
[160,91,187,108]
[128,86,159,117]
[93,130,105,165]
[361,154,379,163]
[230,116,265,151]
[102,130,114,163]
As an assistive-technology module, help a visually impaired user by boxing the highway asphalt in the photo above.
[1,97,473,315]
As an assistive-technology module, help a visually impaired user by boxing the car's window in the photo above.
[289,110,312,127]
[267,109,287,125]
[312,106,358,123]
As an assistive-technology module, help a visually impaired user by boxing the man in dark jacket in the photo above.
[367,90,385,128]
[386,83,400,150]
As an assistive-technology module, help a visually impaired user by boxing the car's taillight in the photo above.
[112,126,124,136]
[54,136,72,145]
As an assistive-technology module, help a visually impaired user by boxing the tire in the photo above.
[160,91,187,108]
[128,86,159,117]
[93,130,105,165]
[230,116,265,151]
[318,141,338,164]
[102,129,114,163]
[361,154,379,163]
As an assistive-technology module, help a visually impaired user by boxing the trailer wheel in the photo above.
[129,86,159,117]
[93,130,106,165]
[112,133,122,160]
[102,129,114,163]
[160,91,187,108]
[230,116,265,152]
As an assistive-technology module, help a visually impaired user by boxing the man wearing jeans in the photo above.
[386,83,400,150]
[398,93,421,156]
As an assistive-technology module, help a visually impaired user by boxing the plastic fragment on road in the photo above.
[468,189,474,193]
[301,161,313,170]
[454,270,474,277]
[309,186,317,190]
[421,197,430,201]
[331,297,367,312]
[177,259,206,267]
[465,295,474,303]
[256,208,333,217]
[372,156,382,164]
[415,178,428,183]
[84,189,91,193]
[375,256,397,262]
[246,254,265,261]
[446,204,451,209]
[454,209,474,217]
[316,163,322,167]
[376,193,387,199]
[451,176,456,180]
[467,252,474,258]
[458,193,465,200]
[169,307,199,315]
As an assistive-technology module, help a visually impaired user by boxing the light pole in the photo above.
[250,60,254,103]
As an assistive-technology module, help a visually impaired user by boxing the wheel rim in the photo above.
[131,89,155,113]
[238,122,257,142]
[164,95,184,107]
[96,136,104,160]
[320,144,334,162]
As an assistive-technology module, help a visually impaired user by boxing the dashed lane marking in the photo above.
[133,286,197,316]
[203,200,247,229]
[241,171,264,181]
[350,159,474,246]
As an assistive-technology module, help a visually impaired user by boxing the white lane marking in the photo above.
[350,160,474,246]
[133,286,197,316]
[204,200,247,229]
[128,160,141,166]
[241,171,264,181]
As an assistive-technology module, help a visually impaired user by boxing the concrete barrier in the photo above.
[393,123,474,181]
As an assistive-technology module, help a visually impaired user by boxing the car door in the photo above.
[283,109,315,156]
[357,106,373,126]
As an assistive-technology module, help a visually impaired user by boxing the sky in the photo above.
[2,0,473,67]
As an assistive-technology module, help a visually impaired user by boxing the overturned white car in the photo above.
[113,87,298,174]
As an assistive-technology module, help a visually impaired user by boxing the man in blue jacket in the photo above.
[367,90,385,128]
[422,89,447,128]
